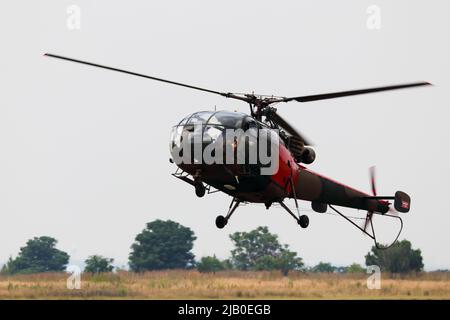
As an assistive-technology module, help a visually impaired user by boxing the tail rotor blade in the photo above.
[369,166,377,196]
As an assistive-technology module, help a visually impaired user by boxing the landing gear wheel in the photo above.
[298,215,309,228]
[195,183,206,198]
[215,215,227,229]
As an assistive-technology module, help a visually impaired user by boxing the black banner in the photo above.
[1,300,448,318]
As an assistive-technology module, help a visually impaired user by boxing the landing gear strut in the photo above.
[215,198,241,229]
[279,201,309,228]
[279,167,309,228]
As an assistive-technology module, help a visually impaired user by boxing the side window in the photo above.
[243,118,258,130]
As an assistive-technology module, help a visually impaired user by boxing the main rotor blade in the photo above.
[44,53,248,102]
[269,111,312,146]
[281,82,431,103]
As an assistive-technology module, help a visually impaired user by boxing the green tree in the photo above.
[221,259,234,270]
[230,226,303,275]
[365,239,424,273]
[84,255,114,273]
[3,236,69,274]
[311,262,335,273]
[0,257,14,275]
[346,263,366,273]
[276,248,304,276]
[254,246,303,276]
[129,220,196,271]
[197,255,225,273]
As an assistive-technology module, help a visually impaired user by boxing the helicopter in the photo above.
[45,53,431,248]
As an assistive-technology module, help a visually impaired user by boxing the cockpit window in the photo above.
[186,111,214,125]
[176,111,247,129]
[178,115,190,126]
[207,111,245,128]
[171,111,249,150]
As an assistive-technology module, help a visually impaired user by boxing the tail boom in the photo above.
[292,167,390,213]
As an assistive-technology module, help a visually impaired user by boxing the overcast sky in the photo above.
[1,0,449,270]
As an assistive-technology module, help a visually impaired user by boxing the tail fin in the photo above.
[394,191,411,213]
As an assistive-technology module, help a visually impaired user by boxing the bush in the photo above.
[230,226,303,275]
[346,263,366,273]
[197,255,225,273]
[311,262,335,273]
[84,255,114,273]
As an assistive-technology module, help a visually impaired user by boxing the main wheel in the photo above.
[215,215,227,229]
[195,183,206,198]
[298,215,309,228]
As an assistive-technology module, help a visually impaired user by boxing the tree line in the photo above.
[0,220,424,275]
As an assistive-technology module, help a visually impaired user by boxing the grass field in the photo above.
[1,271,450,299]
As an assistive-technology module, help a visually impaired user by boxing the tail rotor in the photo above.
[362,166,377,233]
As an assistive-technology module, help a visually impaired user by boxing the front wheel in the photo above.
[215,215,227,229]
[195,183,206,197]
[298,215,309,228]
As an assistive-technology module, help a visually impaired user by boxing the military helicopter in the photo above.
[45,53,431,248]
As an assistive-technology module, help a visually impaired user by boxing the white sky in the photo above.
[1,0,449,270]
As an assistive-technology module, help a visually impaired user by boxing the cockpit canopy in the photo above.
[170,110,280,172]
[171,111,253,148]
[170,110,270,160]
[177,111,248,129]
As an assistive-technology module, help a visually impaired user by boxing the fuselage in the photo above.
[170,110,389,214]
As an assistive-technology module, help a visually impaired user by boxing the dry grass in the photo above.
[1,271,450,299]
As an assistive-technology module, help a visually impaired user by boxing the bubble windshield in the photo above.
[171,111,248,148]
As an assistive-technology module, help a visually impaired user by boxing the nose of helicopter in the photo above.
[169,110,250,164]
[170,110,248,145]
